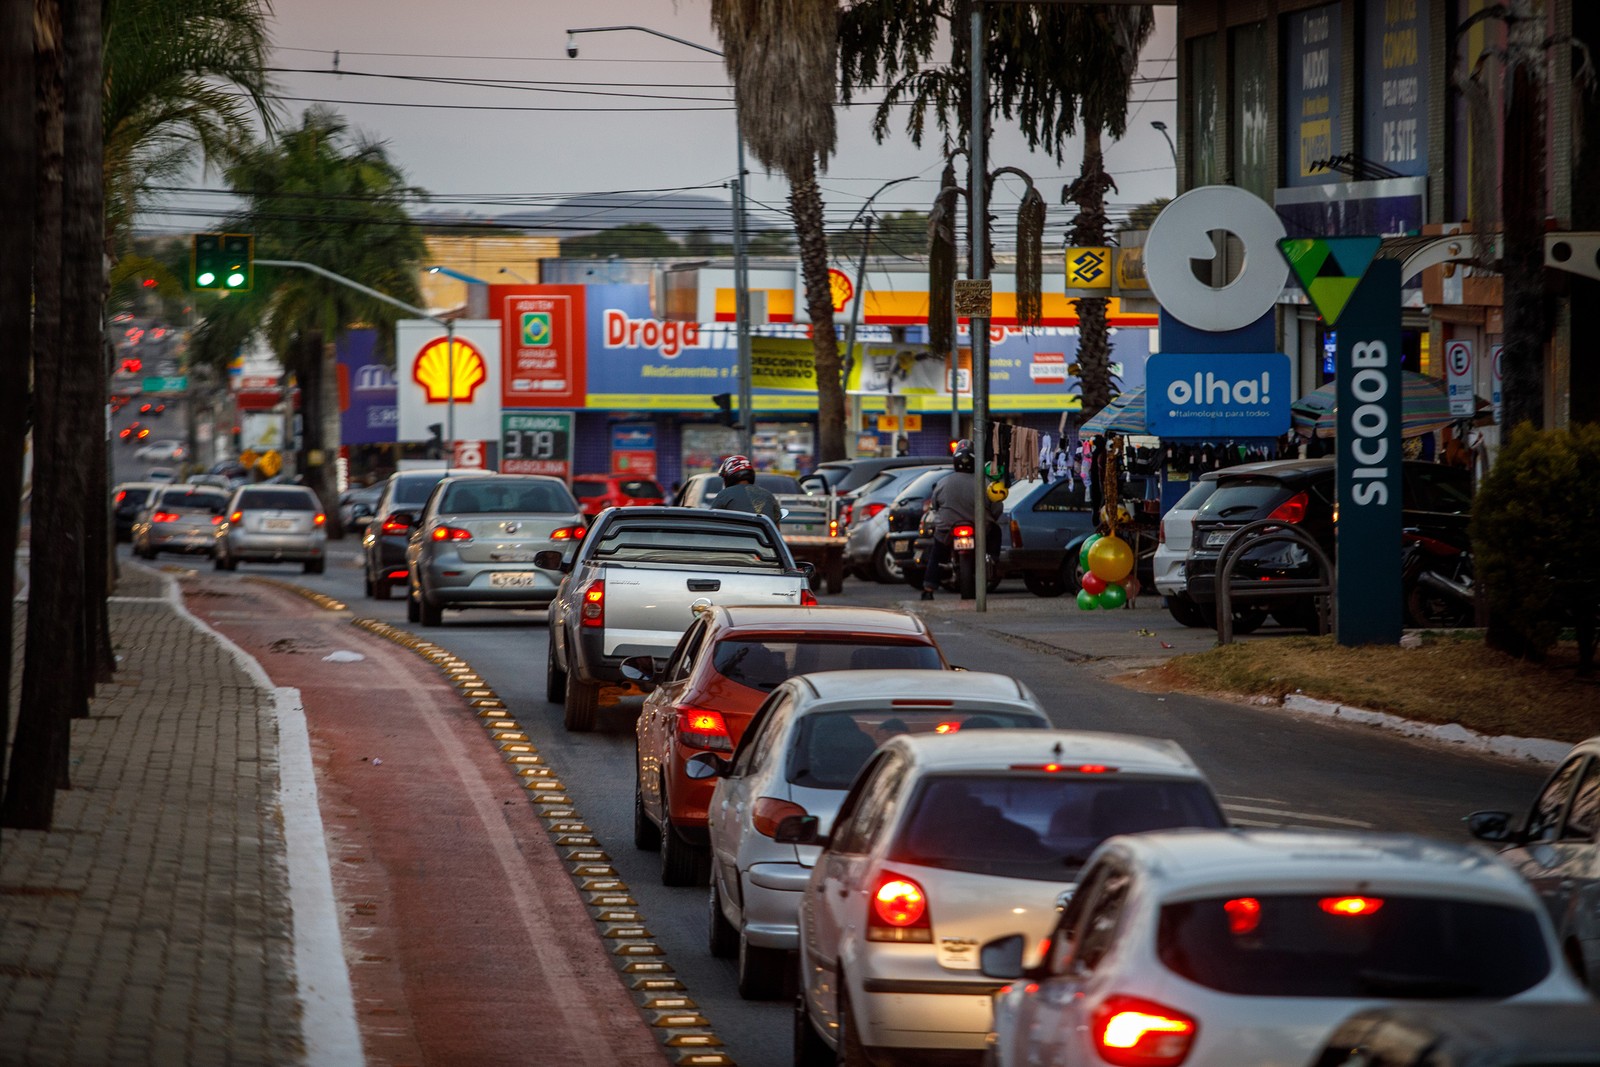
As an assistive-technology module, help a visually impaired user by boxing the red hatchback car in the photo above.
[633,604,949,886]
[571,474,665,521]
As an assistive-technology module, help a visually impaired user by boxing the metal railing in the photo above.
[1214,520,1336,644]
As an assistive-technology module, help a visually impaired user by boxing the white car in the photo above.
[981,829,1592,1067]
[135,438,187,463]
[789,730,1228,1065]
[691,670,1051,1000]
[1152,472,1219,627]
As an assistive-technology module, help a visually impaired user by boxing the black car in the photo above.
[799,456,942,497]
[884,467,957,588]
[1183,458,1473,632]
[1309,1001,1600,1067]
[113,481,163,543]
[362,469,475,599]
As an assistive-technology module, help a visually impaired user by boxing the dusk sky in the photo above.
[160,1,1180,245]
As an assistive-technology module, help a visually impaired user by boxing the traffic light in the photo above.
[711,392,738,428]
[191,233,254,291]
[121,357,142,374]
[426,422,444,458]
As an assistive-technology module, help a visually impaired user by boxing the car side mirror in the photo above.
[979,934,1027,980]
[619,655,656,686]
[684,752,730,780]
[774,814,826,846]
[1466,810,1519,844]
[798,475,827,495]
[351,503,374,520]
[533,550,568,571]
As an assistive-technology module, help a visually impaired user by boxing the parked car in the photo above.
[675,472,848,594]
[632,605,950,888]
[1000,476,1099,597]
[1467,734,1600,993]
[884,467,957,587]
[694,669,1050,1000]
[112,481,164,543]
[979,830,1589,1067]
[571,474,666,520]
[145,467,176,484]
[401,474,585,627]
[543,507,815,732]
[118,421,150,443]
[361,468,477,600]
[841,464,942,583]
[185,474,232,490]
[791,730,1229,1066]
[1308,1001,1600,1067]
[214,484,328,573]
[337,483,384,531]
[132,484,229,559]
[1184,458,1473,633]
[799,456,941,497]
[1153,472,1222,627]
[134,438,187,463]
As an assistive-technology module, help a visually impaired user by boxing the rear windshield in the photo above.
[890,775,1227,881]
[787,709,1040,790]
[589,521,783,567]
[1157,894,1549,998]
[572,481,609,499]
[116,486,155,507]
[392,473,448,506]
[713,639,942,694]
[439,480,577,514]
[619,480,663,498]
[238,489,318,512]
[158,488,228,512]
[1171,479,1219,512]
[1196,479,1294,521]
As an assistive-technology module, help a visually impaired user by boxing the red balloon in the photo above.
[1081,572,1107,596]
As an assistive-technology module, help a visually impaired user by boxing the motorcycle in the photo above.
[907,510,1002,600]
[1402,529,1475,628]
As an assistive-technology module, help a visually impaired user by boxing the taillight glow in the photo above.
[1320,896,1384,917]
[892,699,952,707]
[115,491,127,505]
[1093,996,1197,1067]
[151,511,179,523]
[580,580,605,628]
[934,721,959,733]
[1009,763,1116,774]
[1223,897,1261,935]
[862,502,886,520]
[380,517,409,535]
[1159,520,1167,545]
[211,516,224,526]
[1267,491,1309,524]
[868,873,931,941]
[313,513,326,527]
[800,589,818,606]
[431,525,473,542]
[676,706,732,752]
[230,511,242,523]
[829,518,840,536]
[550,525,586,541]
[952,524,975,539]
[751,797,807,838]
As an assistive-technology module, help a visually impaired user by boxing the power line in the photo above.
[265,67,732,102]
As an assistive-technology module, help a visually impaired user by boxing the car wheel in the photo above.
[737,932,788,1001]
[304,558,324,575]
[419,589,443,627]
[563,671,597,732]
[1229,605,1270,635]
[871,541,903,584]
[660,821,709,887]
[1023,570,1067,598]
[220,550,237,572]
[1166,594,1208,628]
[957,553,977,600]
[825,554,845,596]
[363,571,374,597]
[213,551,227,572]
[793,989,832,1067]
[406,584,421,623]
[708,879,737,958]
[634,778,661,851]
[901,563,924,590]
[546,639,567,704]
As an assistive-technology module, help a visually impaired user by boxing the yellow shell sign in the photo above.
[413,335,488,403]
[827,268,854,313]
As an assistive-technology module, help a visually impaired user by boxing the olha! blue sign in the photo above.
[1144,352,1292,438]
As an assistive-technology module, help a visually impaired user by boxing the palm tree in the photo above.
[193,109,426,530]
[709,0,847,462]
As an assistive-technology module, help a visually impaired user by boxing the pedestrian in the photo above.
[921,440,1002,601]
[708,454,783,528]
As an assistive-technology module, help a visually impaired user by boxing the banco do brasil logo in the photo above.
[521,312,553,348]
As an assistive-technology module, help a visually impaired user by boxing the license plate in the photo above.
[264,518,295,531]
[953,537,975,551]
[891,542,912,557]
[1205,531,1231,547]
[490,572,539,588]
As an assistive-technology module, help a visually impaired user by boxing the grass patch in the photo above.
[1146,632,1600,744]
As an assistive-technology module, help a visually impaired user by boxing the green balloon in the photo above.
[1078,534,1103,570]
[1076,589,1099,611]
[1097,584,1127,610]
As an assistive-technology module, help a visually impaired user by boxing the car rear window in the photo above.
[890,775,1227,881]
[619,480,663,498]
[1157,894,1549,998]
[158,488,228,512]
[786,709,1041,790]
[238,489,318,511]
[393,474,447,506]
[572,481,610,499]
[1171,479,1219,512]
[116,486,155,507]
[712,639,942,693]
[1196,478,1294,521]
[590,521,783,567]
[440,480,577,514]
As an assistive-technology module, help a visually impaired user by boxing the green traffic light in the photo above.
[226,272,245,288]
[197,271,216,286]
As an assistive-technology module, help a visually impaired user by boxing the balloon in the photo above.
[1087,535,1134,582]
[1078,534,1103,570]
[1097,584,1127,610]
[1080,572,1107,596]
[986,480,1007,502]
[1120,575,1142,602]
[1076,589,1099,611]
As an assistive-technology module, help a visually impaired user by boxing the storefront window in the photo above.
[1188,34,1219,187]
[1231,21,1271,200]
[754,423,815,476]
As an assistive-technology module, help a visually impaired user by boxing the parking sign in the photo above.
[1445,339,1474,417]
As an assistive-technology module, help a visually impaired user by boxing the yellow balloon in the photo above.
[1087,535,1134,582]
[986,480,1006,502]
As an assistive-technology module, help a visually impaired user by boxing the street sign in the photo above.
[952,279,993,318]
[501,412,573,478]
[1064,247,1112,290]
[1444,339,1475,416]
[453,440,486,470]
[1490,343,1504,424]
[142,376,188,393]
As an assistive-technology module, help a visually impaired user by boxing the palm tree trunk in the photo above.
[1068,125,1115,416]
[318,334,345,538]
[1499,4,1547,432]
[790,159,845,462]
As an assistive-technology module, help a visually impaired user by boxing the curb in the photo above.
[1279,693,1569,766]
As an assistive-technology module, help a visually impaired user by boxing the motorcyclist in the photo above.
[921,440,1002,600]
[708,454,782,528]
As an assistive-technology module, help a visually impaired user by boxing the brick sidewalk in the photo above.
[0,565,305,1066]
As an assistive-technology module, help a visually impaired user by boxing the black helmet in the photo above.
[718,454,756,485]
[952,439,975,473]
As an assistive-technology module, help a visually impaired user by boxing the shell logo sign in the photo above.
[413,335,488,403]
[828,268,854,313]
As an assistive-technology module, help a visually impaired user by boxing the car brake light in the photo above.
[380,516,409,535]
[550,526,586,541]
[1223,897,1261,935]
[868,873,932,942]
[1320,896,1383,917]
[863,502,886,520]
[1009,763,1116,774]
[313,513,326,526]
[1093,995,1197,1067]
[676,706,732,752]
[151,511,179,523]
[751,797,807,837]
[1267,491,1308,524]
[230,511,242,523]
[115,491,127,505]
[211,516,224,526]
[842,504,854,525]
[580,579,605,628]
[829,518,840,536]
[431,525,473,542]
[1159,520,1167,545]
[800,589,818,606]
[953,524,975,539]
[891,699,953,706]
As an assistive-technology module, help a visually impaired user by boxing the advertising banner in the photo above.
[336,328,398,445]
[1144,352,1292,438]
[611,423,658,478]
[498,285,587,408]
[1284,4,1340,186]
[395,320,502,444]
[502,411,573,478]
[1363,0,1428,176]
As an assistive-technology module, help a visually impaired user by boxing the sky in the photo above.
[154,0,1180,250]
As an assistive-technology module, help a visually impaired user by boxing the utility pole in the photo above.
[969,4,992,612]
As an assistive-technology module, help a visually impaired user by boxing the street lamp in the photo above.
[1151,120,1178,170]
[425,265,488,467]
[567,24,754,458]
[427,265,488,285]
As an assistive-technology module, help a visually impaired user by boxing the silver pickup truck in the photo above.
[539,506,815,731]
[673,472,848,594]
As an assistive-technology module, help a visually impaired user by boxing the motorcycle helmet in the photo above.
[952,439,975,473]
[718,454,756,485]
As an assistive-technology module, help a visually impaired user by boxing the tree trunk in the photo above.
[317,334,344,538]
[789,159,845,462]
[87,337,113,685]
[1067,125,1116,416]
[1498,5,1547,432]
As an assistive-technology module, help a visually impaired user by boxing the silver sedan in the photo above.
[402,474,586,627]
